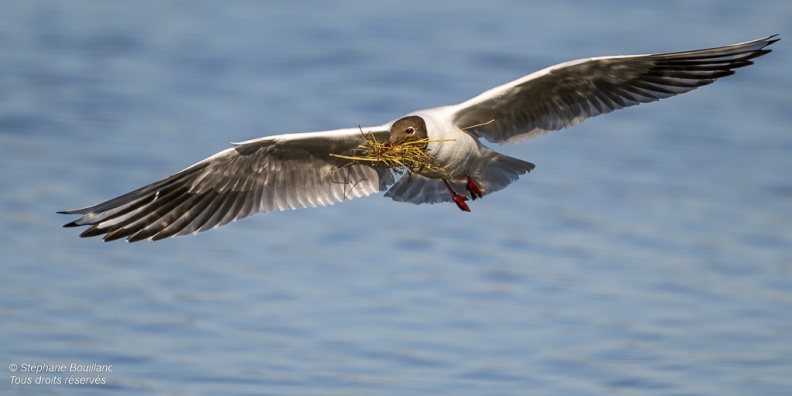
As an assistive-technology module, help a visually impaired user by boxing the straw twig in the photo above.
[329,128,454,178]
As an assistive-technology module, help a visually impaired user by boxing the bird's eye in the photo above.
[405,127,415,135]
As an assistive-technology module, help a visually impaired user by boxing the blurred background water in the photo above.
[1,1,791,395]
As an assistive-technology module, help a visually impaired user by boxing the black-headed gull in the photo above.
[61,35,778,242]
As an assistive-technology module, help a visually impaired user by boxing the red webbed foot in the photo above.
[444,179,471,212]
[451,193,470,212]
[466,175,483,200]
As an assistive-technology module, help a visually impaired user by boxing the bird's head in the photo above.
[388,116,428,146]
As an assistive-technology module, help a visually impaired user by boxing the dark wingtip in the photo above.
[97,229,125,242]
[526,161,536,173]
[63,221,81,228]
[763,34,781,49]
[58,208,86,215]
[79,227,110,239]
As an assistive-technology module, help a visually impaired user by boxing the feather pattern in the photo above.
[61,128,394,242]
[452,35,778,144]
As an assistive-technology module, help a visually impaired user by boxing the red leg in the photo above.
[466,174,483,200]
[443,179,470,212]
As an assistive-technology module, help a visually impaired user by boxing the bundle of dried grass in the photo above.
[330,130,454,177]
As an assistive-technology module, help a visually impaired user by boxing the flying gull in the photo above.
[60,35,779,242]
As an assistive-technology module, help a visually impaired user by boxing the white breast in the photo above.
[410,108,483,180]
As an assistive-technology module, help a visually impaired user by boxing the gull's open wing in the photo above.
[60,127,393,242]
[452,35,778,144]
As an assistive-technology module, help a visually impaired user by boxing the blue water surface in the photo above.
[1,1,791,395]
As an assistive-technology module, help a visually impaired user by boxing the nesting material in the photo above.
[329,130,454,177]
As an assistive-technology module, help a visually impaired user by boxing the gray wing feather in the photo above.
[452,35,778,144]
[60,127,394,242]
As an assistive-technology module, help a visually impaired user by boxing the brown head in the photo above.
[389,116,428,145]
